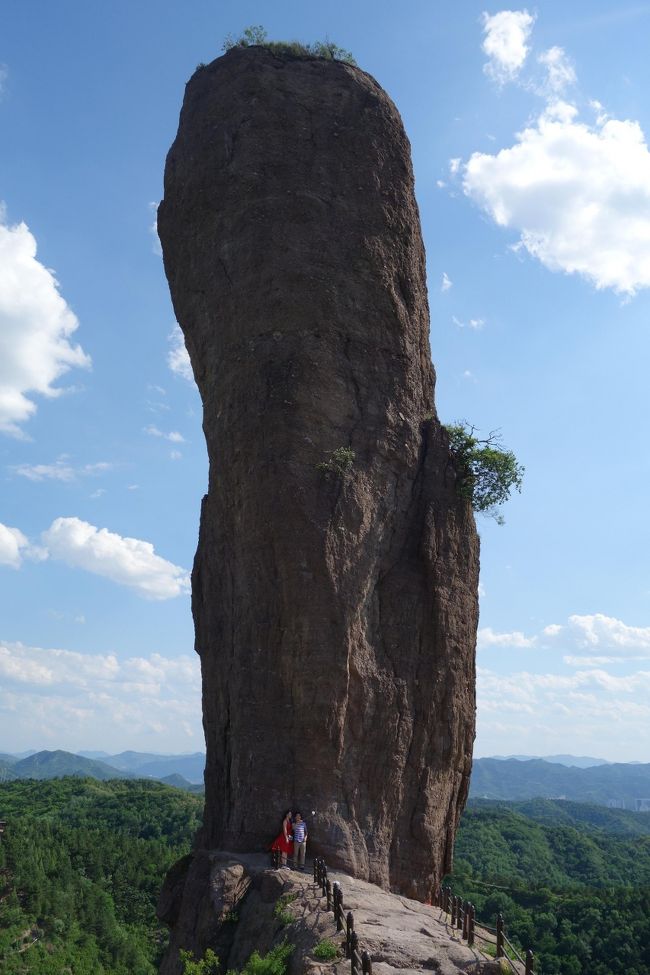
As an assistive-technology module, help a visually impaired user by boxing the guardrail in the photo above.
[270,852,534,975]
[436,885,535,975]
[314,857,372,975]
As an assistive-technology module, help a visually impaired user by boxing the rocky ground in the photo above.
[158,852,512,975]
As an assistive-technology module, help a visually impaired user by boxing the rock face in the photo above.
[158,46,479,903]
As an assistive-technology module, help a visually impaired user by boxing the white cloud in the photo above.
[537,46,576,95]
[477,663,650,759]
[41,517,190,600]
[0,523,29,568]
[453,315,486,330]
[449,158,461,175]
[463,104,650,294]
[0,639,202,753]
[478,626,537,648]
[543,623,563,637]
[482,9,535,84]
[441,272,453,292]
[144,424,185,443]
[167,325,193,382]
[568,613,650,651]
[0,208,91,437]
[12,457,112,482]
[169,449,182,461]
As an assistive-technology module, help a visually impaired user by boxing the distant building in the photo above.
[634,798,650,812]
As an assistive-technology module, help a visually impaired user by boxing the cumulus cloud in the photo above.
[478,626,537,648]
[480,612,650,661]
[441,272,453,292]
[462,13,650,294]
[482,9,535,84]
[41,517,190,600]
[167,326,193,382]
[0,208,91,437]
[0,639,202,752]
[463,104,650,294]
[477,662,650,759]
[537,46,576,95]
[143,424,185,443]
[0,523,30,568]
[568,613,650,652]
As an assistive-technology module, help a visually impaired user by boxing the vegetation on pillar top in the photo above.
[445,422,524,524]
[221,25,357,65]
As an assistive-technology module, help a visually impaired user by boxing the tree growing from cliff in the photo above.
[445,423,524,524]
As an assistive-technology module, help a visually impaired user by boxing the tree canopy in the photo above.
[446,423,524,523]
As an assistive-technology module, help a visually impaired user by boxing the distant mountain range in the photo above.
[471,757,650,809]
[0,749,205,786]
[487,754,610,768]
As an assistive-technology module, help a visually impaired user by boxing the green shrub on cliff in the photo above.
[317,445,356,479]
[445,423,524,524]
[222,26,356,65]
[181,948,221,974]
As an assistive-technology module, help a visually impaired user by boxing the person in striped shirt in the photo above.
[292,811,308,870]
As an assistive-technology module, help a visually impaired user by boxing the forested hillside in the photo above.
[448,800,650,975]
[470,758,650,807]
[0,778,202,974]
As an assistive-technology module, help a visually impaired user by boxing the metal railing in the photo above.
[437,886,534,975]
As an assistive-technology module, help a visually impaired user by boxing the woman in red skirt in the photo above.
[271,810,293,866]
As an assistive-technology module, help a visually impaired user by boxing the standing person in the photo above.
[271,810,293,867]
[292,811,308,870]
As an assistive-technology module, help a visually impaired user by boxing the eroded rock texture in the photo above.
[158,46,478,902]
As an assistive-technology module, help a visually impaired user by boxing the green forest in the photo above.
[0,778,202,974]
[2,780,650,974]
[447,799,650,975]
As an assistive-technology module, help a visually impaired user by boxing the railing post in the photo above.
[346,912,354,958]
[444,887,450,914]
[322,863,328,898]
[350,931,360,975]
[468,904,475,948]
[361,950,372,975]
[313,857,319,883]
[456,897,463,931]
[333,883,343,931]
[450,894,457,927]
[496,914,505,959]
[326,879,332,911]
[525,949,534,975]
[462,900,469,939]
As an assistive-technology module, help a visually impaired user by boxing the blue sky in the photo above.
[2,1,650,761]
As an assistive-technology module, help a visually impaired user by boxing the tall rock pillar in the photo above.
[158,46,479,901]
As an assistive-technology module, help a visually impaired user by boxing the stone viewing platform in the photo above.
[158,852,512,975]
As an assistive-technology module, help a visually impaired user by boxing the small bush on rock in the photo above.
[222,25,356,65]
[273,893,297,925]
[241,939,294,975]
[317,446,356,479]
[181,947,220,975]
[313,939,340,960]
